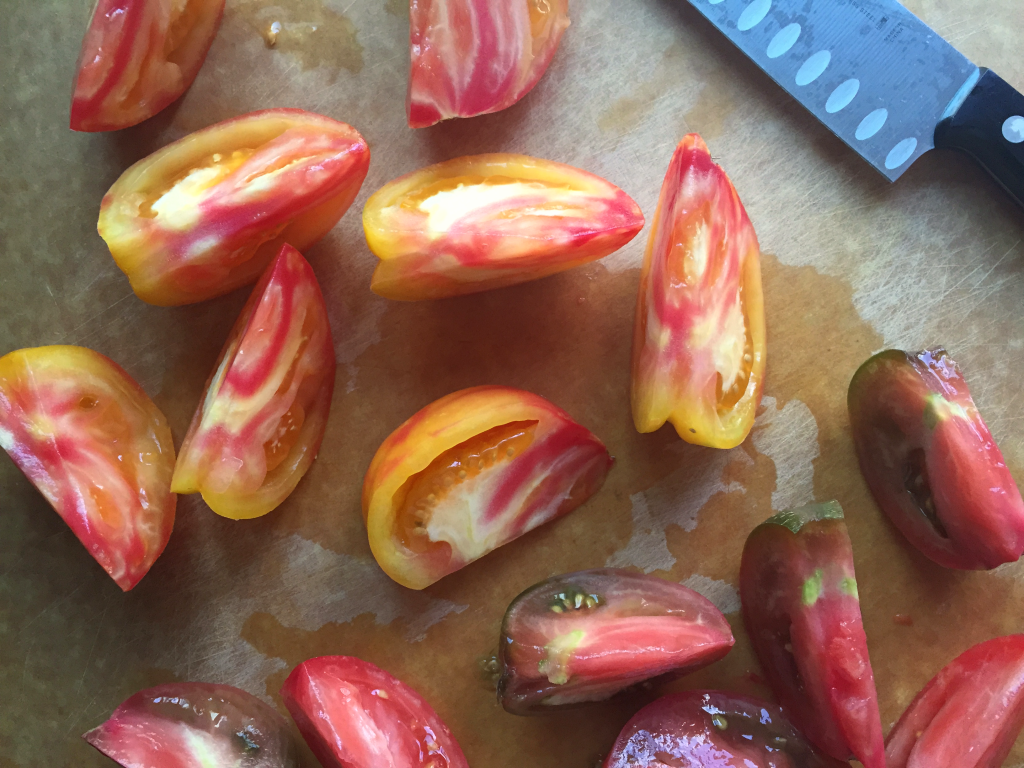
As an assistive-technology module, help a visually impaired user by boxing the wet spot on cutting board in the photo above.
[385,0,407,17]
[597,43,685,137]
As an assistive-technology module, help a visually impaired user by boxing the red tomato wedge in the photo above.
[740,501,884,768]
[848,348,1024,570]
[407,0,571,128]
[0,345,175,591]
[631,134,766,450]
[99,109,369,306]
[363,154,644,300]
[362,387,613,589]
[71,0,226,132]
[886,635,1024,768]
[281,656,469,768]
[498,569,734,714]
[171,244,335,519]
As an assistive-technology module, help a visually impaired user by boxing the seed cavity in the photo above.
[548,588,602,613]
[711,713,728,730]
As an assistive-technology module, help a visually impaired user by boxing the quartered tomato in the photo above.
[631,134,766,450]
[171,244,335,519]
[83,682,299,767]
[886,635,1024,768]
[740,501,884,768]
[0,346,175,591]
[604,691,850,768]
[848,348,1024,570]
[99,109,369,306]
[498,569,734,714]
[407,0,571,128]
[71,0,226,132]
[281,656,469,768]
[362,386,613,589]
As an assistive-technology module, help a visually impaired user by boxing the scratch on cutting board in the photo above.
[681,573,740,614]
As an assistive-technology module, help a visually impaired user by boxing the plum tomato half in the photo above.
[281,655,469,768]
[848,348,1024,570]
[363,154,644,300]
[407,0,571,128]
[171,244,335,519]
[83,682,299,767]
[604,690,850,768]
[0,345,175,591]
[631,134,766,450]
[99,109,369,306]
[71,0,226,132]
[886,635,1024,768]
[362,386,613,589]
[497,568,734,714]
[740,501,884,768]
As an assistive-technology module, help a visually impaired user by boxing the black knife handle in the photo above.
[935,69,1024,208]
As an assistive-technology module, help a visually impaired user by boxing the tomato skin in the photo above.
[631,134,766,450]
[99,109,370,306]
[886,635,1024,768]
[71,0,226,132]
[0,346,176,591]
[171,244,335,519]
[362,387,613,589]
[281,656,469,768]
[848,348,1024,570]
[498,569,734,714]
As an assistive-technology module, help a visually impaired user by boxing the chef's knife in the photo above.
[682,0,1024,207]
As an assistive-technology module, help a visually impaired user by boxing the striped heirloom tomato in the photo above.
[99,109,369,305]
[362,387,613,589]
[363,154,644,300]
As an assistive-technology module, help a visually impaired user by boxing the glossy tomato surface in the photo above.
[83,682,299,767]
[407,0,571,128]
[631,134,766,449]
[281,655,468,768]
[172,244,335,519]
[886,635,1024,768]
[0,345,175,591]
[99,109,369,305]
[740,502,884,768]
[363,153,644,300]
[71,0,226,132]
[498,569,734,714]
[848,348,1024,570]
[362,386,613,589]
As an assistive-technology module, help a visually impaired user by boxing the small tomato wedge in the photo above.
[604,691,850,768]
[631,134,766,449]
[99,109,369,306]
[281,655,469,768]
[83,682,299,767]
[171,244,335,519]
[740,501,884,768]
[363,154,644,300]
[848,348,1024,570]
[886,635,1024,768]
[363,386,613,589]
[0,345,175,591]
[71,0,226,132]
[497,568,734,714]
[407,0,571,128]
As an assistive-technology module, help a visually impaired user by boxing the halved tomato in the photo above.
[848,348,1024,570]
[84,682,299,767]
[171,244,335,519]
[99,109,369,306]
[498,568,734,714]
[407,0,571,128]
[363,154,644,300]
[71,0,226,132]
[281,656,468,768]
[0,345,175,591]
[362,386,613,589]
[740,501,885,768]
[631,134,766,449]
[886,635,1024,768]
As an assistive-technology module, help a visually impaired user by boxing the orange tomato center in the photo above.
[165,0,207,59]
[140,149,256,218]
[716,289,754,415]
[264,403,306,473]
[528,0,556,45]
